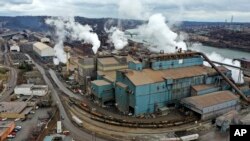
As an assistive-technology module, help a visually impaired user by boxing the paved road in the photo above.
[0,42,17,101]
[30,55,106,141]
[48,69,83,100]
[0,65,17,101]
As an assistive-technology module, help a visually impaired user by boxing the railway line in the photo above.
[63,95,210,141]
[67,96,198,129]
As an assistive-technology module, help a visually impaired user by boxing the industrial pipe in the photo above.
[211,61,250,72]
[196,52,249,103]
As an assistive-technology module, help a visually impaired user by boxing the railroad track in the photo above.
[66,96,198,129]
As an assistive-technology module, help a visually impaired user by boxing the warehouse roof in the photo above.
[0,102,27,113]
[91,80,111,86]
[123,66,218,86]
[181,91,238,109]
[33,42,52,51]
[97,71,117,82]
[98,55,134,65]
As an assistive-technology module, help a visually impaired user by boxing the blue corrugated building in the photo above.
[91,54,232,115]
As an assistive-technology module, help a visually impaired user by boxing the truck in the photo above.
[72,115,83,127]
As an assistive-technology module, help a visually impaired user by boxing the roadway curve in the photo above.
[48,69,83,100]
[30,55,106,141]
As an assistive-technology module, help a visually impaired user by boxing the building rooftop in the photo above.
[181,91,238,109]
[91,80,111,86]
[116,82,128,88]
[33,42,52,51]
[98,57,119,65]
[98,55,134,66]
[122,65,220,86]
[97,71,117,83]
[192,84,218,91]
[16,84,34,88]
[0,102,27,113]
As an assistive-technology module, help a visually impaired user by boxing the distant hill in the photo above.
[0,16,144,33]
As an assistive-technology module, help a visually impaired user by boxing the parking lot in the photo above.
[6,107,53,141]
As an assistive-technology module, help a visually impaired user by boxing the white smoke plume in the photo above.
[45,17,100,65]
[137,13,187,53]
[118,0,148,20]
[203,52,244,83]
[106,27,128,50]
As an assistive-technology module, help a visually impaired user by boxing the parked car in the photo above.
[15,126,22,129]
[1,118,7,121]
[7,134,15,138]
[14,118,20,122]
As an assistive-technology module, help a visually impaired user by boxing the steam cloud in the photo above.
[46,17,100,65]
[106,27,128,50]
[206,52,244,83]
[137,13,187,53]
[118,0,148,20]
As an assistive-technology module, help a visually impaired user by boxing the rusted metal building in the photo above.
[181,91,239,120]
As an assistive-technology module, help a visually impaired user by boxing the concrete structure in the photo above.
[77,57,95,85]
[0,121,15,141]
[10,44,20,52]
[14,84,48,96]
[92,53,233,115]
[33,42,54,61]
[181,91,239,120]
[40,37,50,43]
[0,102,28,118]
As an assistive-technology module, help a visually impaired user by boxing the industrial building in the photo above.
[0,102,32,119]
[77,57,95,85]
[91,52,234,116]
[96,55,134,83]
[9,53,32,66]
[181,91,239,120]
[33,42,54,61]
[10,44,20,52]
[238,58,250,77]
[14,84,49,96]
[0,121,15,141]
[91,55,135,103]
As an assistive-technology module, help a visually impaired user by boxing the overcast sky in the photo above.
[0,0,250,22]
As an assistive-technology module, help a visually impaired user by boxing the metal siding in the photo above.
[115,86,128,113]
[151,57,203,70]
[197,87,221,95]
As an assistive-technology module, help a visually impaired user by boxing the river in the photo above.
[189,44,250,60]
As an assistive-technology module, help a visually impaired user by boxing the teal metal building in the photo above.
[91,54,232,115]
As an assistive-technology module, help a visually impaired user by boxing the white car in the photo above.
[16,126,22,129]
[7,134,15,138]
[1,118,7,121]
[14,118,20,122]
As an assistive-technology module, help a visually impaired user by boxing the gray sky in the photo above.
[0,0,250,22]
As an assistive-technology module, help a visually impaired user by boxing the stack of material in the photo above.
[216,110,238,131]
